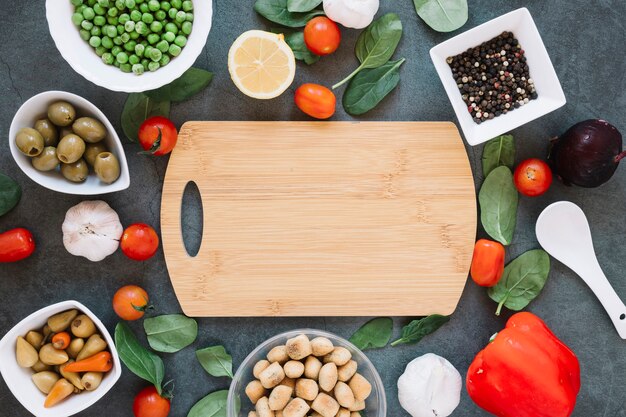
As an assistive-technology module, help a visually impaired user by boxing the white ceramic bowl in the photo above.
[45,0,212,92]
[0,300,122,417]
[430,8,566,146]
[9,91,130,195]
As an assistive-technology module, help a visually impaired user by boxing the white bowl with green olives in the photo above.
[9,91,130,195]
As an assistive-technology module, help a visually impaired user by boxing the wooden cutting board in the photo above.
[161,122,476,317]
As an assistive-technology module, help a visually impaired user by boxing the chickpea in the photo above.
[311,393,340,417]
[282,398,310,417]
[254,360,271,379]
[255,396,274,417]
[310,337,334,356]
[337,360,358,382]
[246,380,267,404]
[260,362,286,389]
[348,373,372,401]
[269,385,292,411]
[304,356,322,380]
[318,363,338,392]
[284,360,305,379]
[295,378,318,401]
[334,381,355,408]
[323,347,351,366]
[267,346,290,364]
[286,334,312,360]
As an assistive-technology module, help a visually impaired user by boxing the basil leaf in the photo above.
[482,135,515,177]
[343,58,405,116]
[187,390,229,417]
[196,345,233,378]
[144,314,198,353]
[114,322,165,395]
[121,93,170,142]
[333,13,403,89]
[0,174,21,217]
[144,68,213,102]
[285,32,320,64]
[349,317,393,350]
[412,0,468,33]
[391,315,450,346]
[479,166,518,246]
[488,249,550,315]
[254,0,324,27]
[287,0,321,12]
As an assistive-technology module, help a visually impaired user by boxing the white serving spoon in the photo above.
[536,201,626,339]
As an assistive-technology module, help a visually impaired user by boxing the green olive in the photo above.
[84,143,108,166]
[56,134,86,164]
[47,101,76,127]
[15,128,44,156]
[34,119,59,147]
[61,159,89,183]
[94,152,120,184]
[32,147,60,172]
[72,117,107,143]
[59,126,74,138]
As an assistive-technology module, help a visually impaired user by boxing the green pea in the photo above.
[163,31,175,42]
[114,60,120,67]
[134,21,148,34]
[70,0,84,6]
[141,58,150,67]
[175,10,185,22]
[102,52,114,65]
[135,43,145,56]
[120,63,132,73]
[93,4,106,15]
[111,45,122,55]
[121,32,130,42]
[148,0,160,11]
[117,24,124,34]
[125,0,136,7]
[90,26,101,36]
[94,15,106,26]
[116,51,129,63]
[148,48,161,63]
[139,3,149,12]
[81,20,94,30]
[125,20,135,31]
[155,39,169,53]
[107,6,118,16]
[107,16,118,25]
[165,22,177,33]
[150,21,162,32]
[127,54,138,65]
[148,61,160,72]
[147,33,160,44]
[132,64,145,74]
[181,21,192,34]
[105,25,117,37]
[83,7,95,20]
[168,8,177,18]
[160,1,171,11]
[155,10,166,20]
[115,0,125,9]
[168,43,181,56]
[102,36,113,49]
[95,45,106,56]
[171,0,181,8]
[76,4,87,13]
[185,12,193,22]
[71,13,83,26]
[98,0,110,6]
[182,1,192,11]
[124,40,137,51]
[129,10,141,21]
[130,31,140,39]
[89,36,101,47]
[142,12,154,23]
[159,54,170,67]
[119,13,130,24]
[174,34,186,47]
[87,0,96,4]
[80,29,91,41]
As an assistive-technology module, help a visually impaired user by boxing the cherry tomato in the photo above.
[138,116,178,156]
[514,158,553,197]
[120,223,159,261]
[470,239,505,287]
[294,84,336,119]
[0,228,35,263]
[304,16,341,56]
[113,285,150,321]
[133,386,170,417]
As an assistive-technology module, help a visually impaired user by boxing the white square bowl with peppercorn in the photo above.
[430,7,566,146]
[45,0,212,92]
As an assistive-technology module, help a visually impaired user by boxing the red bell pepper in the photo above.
[467,312,580,417]
[0,228,35,262]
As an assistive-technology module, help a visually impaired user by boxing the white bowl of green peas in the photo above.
[46,0,212,93]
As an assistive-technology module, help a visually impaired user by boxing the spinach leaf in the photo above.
[412,0,468,33]
[343,58,405,115]
[287,0,322,12]
[479,166,518,246]
[333,13,403,89]
[349,317,393,350]
[196,345,233,378]
[254,0,324,27]
[144,68,213,102]
[391,315,450,346]
[488,249,550,315]
[187,390,229,417]
[144,314,198,353]
[285,31,320,64]
[482,135,515,177]
[114,322,165,395]
[0,174,21,217]
[121,93,170,142]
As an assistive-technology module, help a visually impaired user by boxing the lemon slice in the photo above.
[228,30,296,100]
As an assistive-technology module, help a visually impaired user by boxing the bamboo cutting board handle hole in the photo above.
[180,180,204,257]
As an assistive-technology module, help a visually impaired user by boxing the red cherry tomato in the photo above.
[514,158,553,197]
[138,116,178,156]
[294,84,336,119]
[470,239,505,287]
[113,285,150,321]
[120,223,159,261]
[304,16,341,56]
[133,386,170,417]
[0,228,35,263]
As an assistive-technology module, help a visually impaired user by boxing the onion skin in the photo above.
[549,119,625,187]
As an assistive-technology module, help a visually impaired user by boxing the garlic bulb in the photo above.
[397,353,462,417]
[323,0,379,29]
[62,200,123,262]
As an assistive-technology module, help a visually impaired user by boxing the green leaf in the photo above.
[333,13,403,89]
[349,317,393,350]
[413,0,468,33]
[285,31,320,64]
[187,390,229,417]
[488,249,551,315]
[144,314,198,353]
[287,0,322,12]
[114,322,165,395]
[482,135,515,177]
[343,58,405,116]
[479,166,518,245]
[390,315,450,346]
[144,68,213,102]
[196,345,234,378]
[0,174,21,217]
[121,93,170,142]
[254,0,324,27]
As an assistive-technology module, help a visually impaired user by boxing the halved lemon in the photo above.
[228,30,296,100]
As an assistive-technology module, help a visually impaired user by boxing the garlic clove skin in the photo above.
[323,0,379,29]
[62,200,123,262]
[397,353,461,417]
